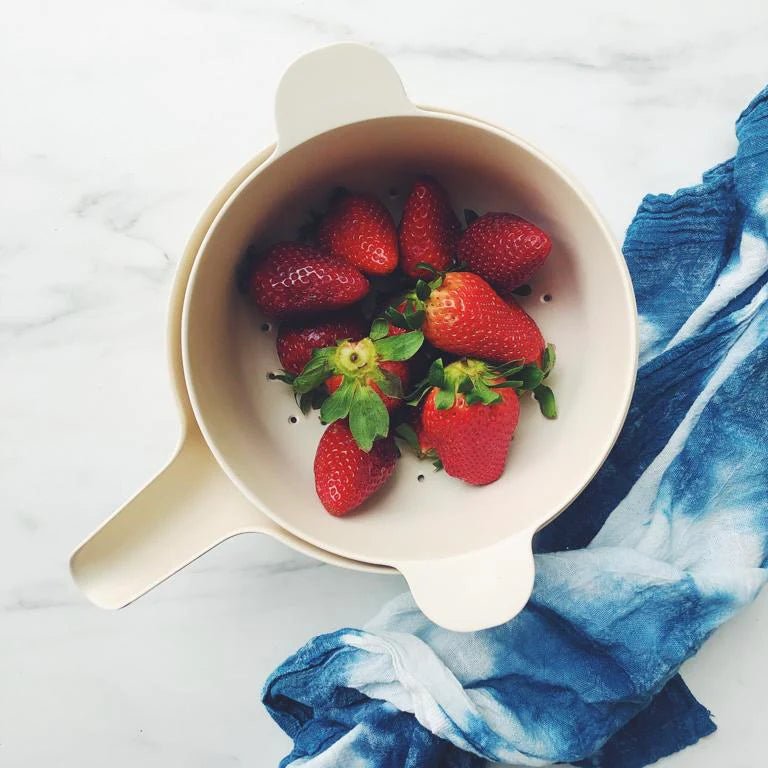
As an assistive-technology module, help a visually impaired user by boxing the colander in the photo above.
[72,43,637,631]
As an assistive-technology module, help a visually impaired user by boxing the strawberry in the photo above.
[399,177,460,278]
[420,359,521,486]
[318,192,398,276]
[292,325,424,451]
[277,313,367,376]
[392,271,545,365]
[394,410,436,460]
[458,212,551,293]
[314,421,398,516]
[326,359,410,413]
[248,242,369,318]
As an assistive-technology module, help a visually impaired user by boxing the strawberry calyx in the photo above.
[533,343,557,418]
[383,271,444,331]
[290,323,424,452]
[431,358,509,410]
[406,344,557,418]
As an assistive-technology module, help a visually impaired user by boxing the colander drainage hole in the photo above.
[267,372,278,380]
[289,415,298,424]
[261,322,271,332]
[541,293,553,303]
[417,474,425,483]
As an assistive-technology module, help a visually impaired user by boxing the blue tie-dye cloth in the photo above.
[263,87,768,767]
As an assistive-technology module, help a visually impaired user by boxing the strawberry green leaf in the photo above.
[415,280,431,301]
[427,358,445,388]
[457,376,474,394]
[434,388,455,410]
[480,389,502,404]
[378,368,404,398]
[403,303,426,330]
[395,423,421,453]
[384,306,411,329]
[542,344,556,377]
[349,387,389,452]
[465,382,501,405]
[490,380,524,389]
[311,389,328,410]
[432,458,444,472]
[414,261,440,277]
[406,384,431,407]
[370,317,389,341]
[496,360,525,376]
[496,366,524,379]
[293,348,334,393]
[272,372,295,385]
[518,364,545,391]
[320,378,356,424]
[408,310,426,329]
[534,384,558,419]
[511,284,532,297]
[374,330,424,361]
[464,208,479,226]
[406,392,429,407]
[298,388,328,413]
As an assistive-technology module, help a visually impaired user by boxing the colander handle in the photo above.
[274,43,417,155]
[396,531,537,632]
[69,432,271,609]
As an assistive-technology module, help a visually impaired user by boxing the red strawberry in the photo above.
[399,178,459,278]
[318,193,398,276]
[420,359,521,486]
[314,421,398,516]
[277,314,367,376]
[401,271,545,365]
[326,359,410,413]
[414,416,434,457]
[248,243,369,318]
[394,409,436,460]
[458,213,551,293]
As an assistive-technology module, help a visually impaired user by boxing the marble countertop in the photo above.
[2,1,767,765]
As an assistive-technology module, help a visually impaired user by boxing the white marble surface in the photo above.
[2,1,767,765]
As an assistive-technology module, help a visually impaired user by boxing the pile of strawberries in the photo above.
[243,178,556,516]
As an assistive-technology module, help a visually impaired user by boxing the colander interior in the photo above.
[182,114,636,564]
